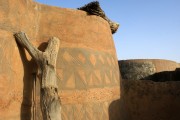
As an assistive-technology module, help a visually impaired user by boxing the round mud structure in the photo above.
[119,59,179,81]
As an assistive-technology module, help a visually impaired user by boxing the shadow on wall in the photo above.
[108,62,133,120]
[16,41,48,120]
[119,79,180,120]
[110,60,180,120]
[16,42,35,120]
[108,76,180,120]
[143,68,180,82]
[108,79,130,120]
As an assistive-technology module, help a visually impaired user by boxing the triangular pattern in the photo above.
[93,103,103,119]
[94,70,101,81]
[73,104,86,120]
[77,69,87,85]
[89,54,96,66]
[56,69,63,81]
[63,51,74,63]
[61,99,116,120]
[64,72,75,89]
[111,57,116,67]
[98,54,105,65]
[92,73,100,86]
[106,57,112,66]
[87,73,93,86]
[61,105,74,120]
[59,48,119,89]
[78,53,86,64]
[75,70,87,89]
[85,103,95,120]
[106,70,112,83]
[102,102,109,119]
[109,70,113,81]
[98,103,105,120]
[104,72,111,85]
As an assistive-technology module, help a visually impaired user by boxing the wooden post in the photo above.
[14,32,61,120]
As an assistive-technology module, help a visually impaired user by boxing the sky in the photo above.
[35,0,180,62]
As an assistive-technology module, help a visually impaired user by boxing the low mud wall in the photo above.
[119,59,179,81]
[119,59,180,120]
[120,80,180,120]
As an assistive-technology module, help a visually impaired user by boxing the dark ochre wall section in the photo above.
[0,0,120,120]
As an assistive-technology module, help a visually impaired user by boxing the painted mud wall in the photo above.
[0,0,120,120]
[119,59,180,120]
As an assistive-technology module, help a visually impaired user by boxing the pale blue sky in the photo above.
[35,0,180,62]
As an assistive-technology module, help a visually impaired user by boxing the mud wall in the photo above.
[0,0,120,120]
[119,59,180,120]
[120,80,180,120]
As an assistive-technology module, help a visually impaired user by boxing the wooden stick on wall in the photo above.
[14,32,61,120]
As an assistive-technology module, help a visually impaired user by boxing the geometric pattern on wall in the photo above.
[56,48,120,90]
[0,46,120,120]
[61,101,111,120]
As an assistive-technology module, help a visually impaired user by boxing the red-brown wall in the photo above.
[0,0,120,119]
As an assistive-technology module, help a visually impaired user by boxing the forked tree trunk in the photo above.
[14,32,61,120]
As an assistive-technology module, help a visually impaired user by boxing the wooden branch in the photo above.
[14,32,43,61]
[14,32,61,120]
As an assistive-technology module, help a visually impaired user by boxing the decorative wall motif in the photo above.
[33,47,121,119]
[26,47,121,120]
[61,101,110,120]
[56,48,120,90]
